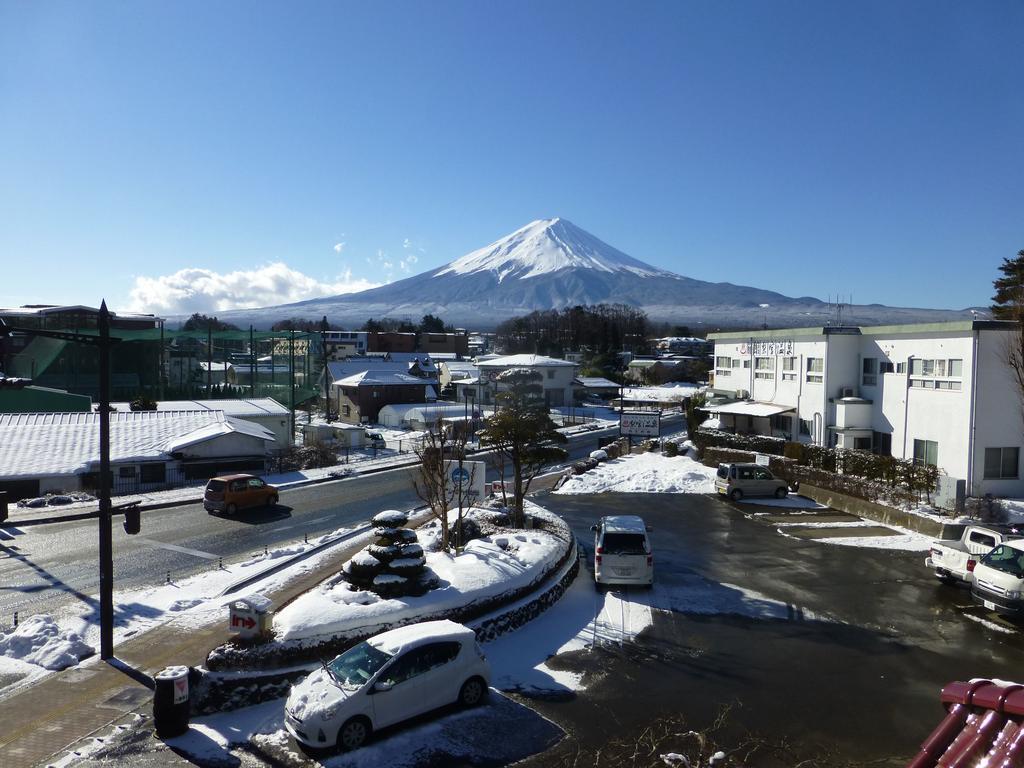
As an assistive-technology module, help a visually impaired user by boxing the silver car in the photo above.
[714,462,789,502]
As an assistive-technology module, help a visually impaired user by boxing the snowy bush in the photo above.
[589,449,608,462]
[448,516,482,545]
[399,543,424,559]
[372,526,401,541]
[605,443,620,460]
[366,543,401,563]
[371,509,409,527]
[664,441,679,457]
[394,528,419,544]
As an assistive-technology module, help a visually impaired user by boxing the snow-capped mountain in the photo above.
[207,218,976,329]
[436,218,674,282]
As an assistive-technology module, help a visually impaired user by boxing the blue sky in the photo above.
[1,1,1020,316]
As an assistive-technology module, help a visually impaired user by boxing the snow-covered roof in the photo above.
[367,619,473,656]
[377,403,476,421]
[0,411,274,479]
[577,377,620,389]
[334,370,430,387]
[198,361,234,372]
[620,384,700,402]
[477,354,577,369]
[704,401,795,417]
[109,398,289,417]
[327,360,438,383]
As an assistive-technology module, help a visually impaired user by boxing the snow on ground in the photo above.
[274,514,563,641]
[485,564,653,694]
[743,496,828,510]
[555,452,716,495]
[811,531,934,551]
[0,522,383,700]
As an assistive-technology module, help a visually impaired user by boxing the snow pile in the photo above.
[0,614,93,670]
[274,521,564,641]
[555,452,716,495]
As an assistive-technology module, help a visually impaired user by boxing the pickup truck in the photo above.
[925,525,1022,586]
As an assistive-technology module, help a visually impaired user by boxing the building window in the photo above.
[782,356,797,381]
[799,419,812,436]
[806,357,823,383]
[716,356,730,369]
[342,404,351,416]
[742,360,750,369]
[731,359,740,368]
[854,436,872,451]
[913,439,938,467]
[896,362,906,374]
[873,431,892,456]
[879,361,894,374]
[754,357,774,380]
[985,447,1020,479]
[770,413,791,433]
[862,358,877,387]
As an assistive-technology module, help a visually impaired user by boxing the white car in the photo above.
[592,515,654,588]
[284,620,490,752]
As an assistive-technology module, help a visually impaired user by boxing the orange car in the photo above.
[204,474,279,514]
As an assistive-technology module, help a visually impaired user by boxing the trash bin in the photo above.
[153,665,190,738]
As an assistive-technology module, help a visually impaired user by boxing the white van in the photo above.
[591,515,653,589]
[972,540,1024,616]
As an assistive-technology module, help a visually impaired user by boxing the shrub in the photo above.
[664,441,679,457]
[371,509,409,528]
[693,429,786,457]
[367,543,401,563]
[394,528,418,544]
[449,516,482,545]
[605,443,620,460]
[572,461,590,475]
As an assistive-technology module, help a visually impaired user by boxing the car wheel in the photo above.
[337,716,371,751]
[458,676,488,707]
[266,494,277,507]
[774,486,788,499]
[728,488,743,502]
[226,503,237,515]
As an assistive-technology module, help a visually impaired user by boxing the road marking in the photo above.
[136,538,219,560]
[270,515,332,533]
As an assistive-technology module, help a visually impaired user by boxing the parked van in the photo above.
[714,463,789,502]
[972,540,1024,616]
[204,474,279,515]
[591,515,653,588]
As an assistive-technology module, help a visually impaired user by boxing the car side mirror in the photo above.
[591,524,599,532]
[373,681,393,693]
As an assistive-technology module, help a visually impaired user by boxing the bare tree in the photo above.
[479,369,568,527]
[411,417,469,551]
[992,250,1024,423]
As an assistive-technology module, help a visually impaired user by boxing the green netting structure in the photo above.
[3,326,326,408]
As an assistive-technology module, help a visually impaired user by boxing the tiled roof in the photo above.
[907,679,1024,767]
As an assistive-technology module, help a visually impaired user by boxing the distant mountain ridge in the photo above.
[205,218,976,330]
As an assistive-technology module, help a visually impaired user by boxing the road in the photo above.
[0,419,683,627]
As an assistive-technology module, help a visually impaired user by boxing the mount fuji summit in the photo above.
[214,218,974,329]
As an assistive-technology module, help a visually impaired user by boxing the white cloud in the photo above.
[127,262,381,315]
[333,242,346,253]
[403,238,412,249]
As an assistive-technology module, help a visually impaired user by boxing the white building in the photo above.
[109,398,293,447]
[474,354,579,407]
[707,320,1022,498]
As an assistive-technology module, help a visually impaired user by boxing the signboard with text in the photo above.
[620,411,661,437]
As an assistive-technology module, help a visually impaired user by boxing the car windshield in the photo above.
[601,532,647,555]
[716,466,729,479]
[982,545,1024,579]
[327,642,393,690]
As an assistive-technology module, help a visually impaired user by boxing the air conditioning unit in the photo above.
[838,386,856,398]
[735,389,750,399]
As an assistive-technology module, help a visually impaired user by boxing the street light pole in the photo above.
[97,302,114,659]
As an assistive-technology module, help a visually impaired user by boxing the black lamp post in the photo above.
[0,301,121,659]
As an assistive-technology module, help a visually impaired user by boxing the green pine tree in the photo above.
[992,249,1024,320]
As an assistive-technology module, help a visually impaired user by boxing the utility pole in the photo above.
[321,316,330,423]
[97,302,114,659]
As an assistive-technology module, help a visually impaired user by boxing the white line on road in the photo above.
[137,537,220,560]
[270,515,333,533]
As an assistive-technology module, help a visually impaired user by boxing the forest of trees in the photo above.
[495,304,653,358]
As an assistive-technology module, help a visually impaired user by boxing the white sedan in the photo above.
[284,619,491,752]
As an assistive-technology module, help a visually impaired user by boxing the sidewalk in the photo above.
[0,533,370,768]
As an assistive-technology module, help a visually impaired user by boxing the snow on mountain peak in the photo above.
[435,218,673,282]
